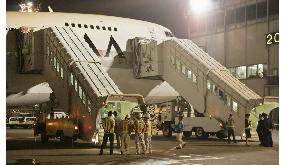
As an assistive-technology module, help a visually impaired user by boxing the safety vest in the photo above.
[121,119,130,134]
[227,118,235,128]
[134,119,144,134]
[144,120,152,136]
[103,117,115,133]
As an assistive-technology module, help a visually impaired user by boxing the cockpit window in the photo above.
[78,24,82,28]
[102,26,106,30]
[108,27,112,31]
[165,31,174,37]
[71,23,75,27]
[96,26,100,30]
[84,24,88,28]
[65,22,69,27]
[90,25,94,29]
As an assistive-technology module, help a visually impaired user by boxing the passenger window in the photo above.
[187,70,192,79]
[108,27,112,31]
[176,59,181,70]
[74,79,78,92]
[192,73,197,83]
[82,91,86,105]
[96,25,100,30]
[102,26,106,30]
[79,85,82,99]
[181,64,186,74]
[78,24,82,28]
[232,100,238,112]
[84,24,88,28]
[60,67,64,79]
[56,61,60,73]
[114,27,117,31]
[70,73,74,86]
[65,22,69,26]
[207,80,211,90]
[87,98,92,113]
[171,56,175,65]
[71,23,75,27]
[225,95,231,107]
[53,57,57,69]
[90,25,94,29]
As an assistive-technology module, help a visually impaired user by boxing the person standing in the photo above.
[134,113,146,155]
[120,114,132,155]
[263,113,273,147]
[245,114,251,146]
[99,111,115,155]
[175,115,185,149]
[256,114,264,146]
[144,113,152,154]
[113,111,122,148]
[226,114,236,144]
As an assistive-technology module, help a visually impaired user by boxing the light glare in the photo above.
[190,0,212,14]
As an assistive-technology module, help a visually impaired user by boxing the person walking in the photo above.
[144,113,152,154]
[245,114,251,146]
[134,113,146,155]
[120,114,132,155]
[175,115,185,149]
[113,111,122,148]
[99,111,115,155]
[226,114,236,144]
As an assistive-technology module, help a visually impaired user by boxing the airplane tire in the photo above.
[183,131,192,138]
[195,127,206,138]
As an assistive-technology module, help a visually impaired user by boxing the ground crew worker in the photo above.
[175,115,185,149]
[113,111,122,148]
[226,114,236,144]
[144,113,152,154]
[120,114,131,155]
[245,114,251,146]
[134,113,146,154]
[99,111,115,155]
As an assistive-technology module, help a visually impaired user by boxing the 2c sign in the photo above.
[266,32,279,45]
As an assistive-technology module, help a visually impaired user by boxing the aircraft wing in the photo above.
[6,82,53,106]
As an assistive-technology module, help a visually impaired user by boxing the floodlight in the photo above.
[189,0,212,14]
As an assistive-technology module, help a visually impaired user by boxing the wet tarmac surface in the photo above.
[7,129,279,165]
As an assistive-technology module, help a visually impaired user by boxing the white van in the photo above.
[23,117,37,128]
[7,117,24,128]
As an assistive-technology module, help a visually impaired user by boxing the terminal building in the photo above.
[187,0,279,97]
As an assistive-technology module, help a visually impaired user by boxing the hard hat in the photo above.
[144,113,150,119]
[125,114,130,119]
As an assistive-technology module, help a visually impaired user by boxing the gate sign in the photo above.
[266,32,279,46]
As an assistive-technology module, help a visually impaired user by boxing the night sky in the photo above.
[6,0,189,38]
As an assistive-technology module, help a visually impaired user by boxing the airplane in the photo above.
[6,10,181,142]
[6,11,179,102]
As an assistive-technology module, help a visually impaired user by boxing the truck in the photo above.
[34,111,79,143]
[158,97,226,139]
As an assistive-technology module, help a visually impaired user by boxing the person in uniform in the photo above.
[256,114,264,146]
[113,111,122,148]
[226,114,236,144]
[262,113,273,147]
[245,114,251,146]
[120,114,132,155]
[99,111,115,155]
[134,113,146,154]
[144,113,152,154]
[175,115,185,149]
